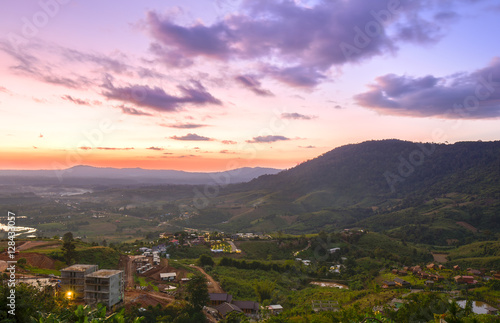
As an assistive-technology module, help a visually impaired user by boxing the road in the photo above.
[189,265,224,293]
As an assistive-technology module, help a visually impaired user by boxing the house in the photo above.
[438,265,445,270]
[209,293,233,307]
[427,263,436,270]
[84,269,124,308]
[232,300,259,315]
[394,278,411,287]
[425,280,435,287]
[494,273,500,280]
[216,302,243,318]
[160,273,176,281]
[420,272,430,279]
[391,269,399,275]
[485,306,498,315]
[61,264,98,299]
[453,265,461,271]
[328,248,340,254]
[467,269,482,276]
[431,274,444,282]
[268,304,283,315]
[454,276,476,284]
[382,281,396,288]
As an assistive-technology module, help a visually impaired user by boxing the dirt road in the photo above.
[189,265,224,293]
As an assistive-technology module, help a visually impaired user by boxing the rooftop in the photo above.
[209,293,232,302]
[216,302,242,316]
[86,269,123,278]
[61,264,97,272]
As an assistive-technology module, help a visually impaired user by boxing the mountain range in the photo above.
[0,165,282,186]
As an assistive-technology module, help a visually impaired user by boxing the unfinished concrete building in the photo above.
[84,269,124,308]
[60,264,98,299]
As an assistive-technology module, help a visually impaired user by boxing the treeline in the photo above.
[218,257,291,273]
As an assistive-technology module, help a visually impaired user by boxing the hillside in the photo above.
[174,140,500,244]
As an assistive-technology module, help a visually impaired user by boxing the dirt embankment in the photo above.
[189,265,224,293]
[0,252,56,269]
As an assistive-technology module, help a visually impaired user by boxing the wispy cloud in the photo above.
[62,95,92,105]
[281,112,316,120]
[117,105,153,116]
[147,146,164,151]
[102,77,222,112]
[161,122,208,129]
[78,146,135,150]
[221,140,237,145]
[235,75,273,96]
[247,135,290,143]
[170,133,213,141]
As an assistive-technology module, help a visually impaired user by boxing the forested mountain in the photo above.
[182,140,500,244]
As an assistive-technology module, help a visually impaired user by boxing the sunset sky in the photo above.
[1,0,499,171]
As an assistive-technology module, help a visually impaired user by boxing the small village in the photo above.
[2,228,499,321]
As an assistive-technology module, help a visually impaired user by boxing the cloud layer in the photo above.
[354,58,500,119]
[145,0,459,88]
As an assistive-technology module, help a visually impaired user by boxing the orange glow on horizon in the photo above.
[0,148,299,171]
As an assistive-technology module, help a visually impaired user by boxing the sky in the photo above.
[1,0,499,171]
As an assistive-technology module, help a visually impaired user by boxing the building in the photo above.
[160,272,177,281]
[454,275,476,284]
[485,306,498,315]
[394,278,411,287]
[209,293,233,307]
[84,269,124,308]
[382,281,396,288]
[267,304,283,315]
[215,302,243,318]
[232,300,259,315]
[61,264,98,299]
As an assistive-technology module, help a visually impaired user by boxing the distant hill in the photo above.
[178,139,500,244]
[0,165,282,186]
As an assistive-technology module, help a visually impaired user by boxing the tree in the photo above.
[186,274,209,312]
[254,281,276,303]
[62,232,76,265]
[197,254,214,267]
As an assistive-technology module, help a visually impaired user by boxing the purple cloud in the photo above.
[147,147,164,151]
[221,140,237,144]
[102,77,222,112]
[354,57,500,119]
[235,75,273,96]
[247,135,290,143]
[281,112,316,120]
[170,133,213,141]
[117,105,153,116]
[143,1,475,88]
[161,123,207,129]
[62,95,91,105]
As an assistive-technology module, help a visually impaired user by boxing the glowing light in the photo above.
[66,291,73,299]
